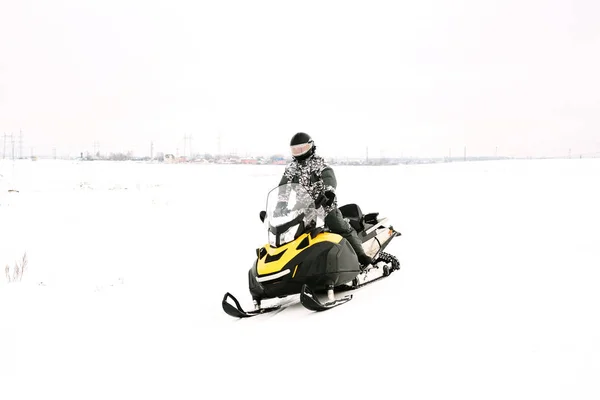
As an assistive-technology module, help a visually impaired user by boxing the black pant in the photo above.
[324,208,367,258]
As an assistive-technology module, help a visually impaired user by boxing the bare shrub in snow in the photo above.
[5,252,28,283]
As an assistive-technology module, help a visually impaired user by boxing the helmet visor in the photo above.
[290,142,313,157]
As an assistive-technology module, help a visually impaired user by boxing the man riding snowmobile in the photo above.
[277,132,373,268]
[222,132,401,316]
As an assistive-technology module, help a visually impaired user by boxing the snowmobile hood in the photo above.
[256,230,343,276]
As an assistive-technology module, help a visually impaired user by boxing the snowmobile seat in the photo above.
[363,212,379,225]
[339,203,365,232]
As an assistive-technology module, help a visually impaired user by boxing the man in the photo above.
[277,132,373,268]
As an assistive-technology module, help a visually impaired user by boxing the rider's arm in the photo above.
[321,165,337,193]
[279,173,289,186]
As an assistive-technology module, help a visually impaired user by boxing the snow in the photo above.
[1,158,599,399]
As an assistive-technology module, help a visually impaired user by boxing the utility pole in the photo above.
[182,134,193,158]
[2,133,6,159]
[19,130,23,159]
[150,141,154,160]
[182,134,194,158]
[93,141,100,158]
[11,134,15,160]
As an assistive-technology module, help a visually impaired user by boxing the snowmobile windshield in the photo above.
[264,183,325,247]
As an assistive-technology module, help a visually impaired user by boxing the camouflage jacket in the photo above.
[278,154,338,214]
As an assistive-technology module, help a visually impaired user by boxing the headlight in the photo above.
[268,231,277,247]
[268,224,299,247]
[279,225,299,246]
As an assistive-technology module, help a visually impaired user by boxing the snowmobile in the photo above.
[222,183,401,318]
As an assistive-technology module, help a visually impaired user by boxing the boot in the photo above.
[357,253,373,269]
[342,222,373,270]
[343,229,373,268]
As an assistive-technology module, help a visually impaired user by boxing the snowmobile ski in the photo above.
[222,292,281,318]
[300,284,353,311]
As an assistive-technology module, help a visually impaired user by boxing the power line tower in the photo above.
[150,141,154,160]
[11,134,15,160]
[183,135,187,157]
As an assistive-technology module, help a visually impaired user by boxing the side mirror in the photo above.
[259,210,266,223]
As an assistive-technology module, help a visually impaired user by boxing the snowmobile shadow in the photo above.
[260,284,371,319]
[300,271,397,316]
[261,296,303,319]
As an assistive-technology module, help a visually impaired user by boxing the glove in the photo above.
[315,190,335,208]
[273,201,289,217]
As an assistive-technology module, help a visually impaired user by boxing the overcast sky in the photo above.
[1,0,599,158]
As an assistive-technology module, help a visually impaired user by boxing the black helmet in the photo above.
[290,132,315,160]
